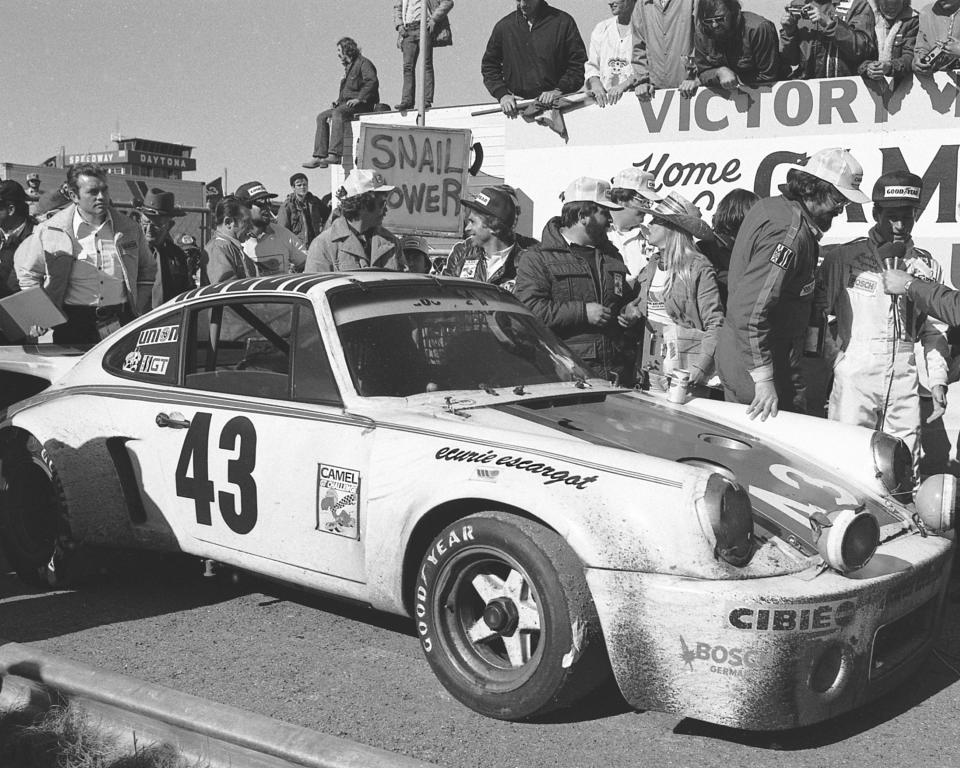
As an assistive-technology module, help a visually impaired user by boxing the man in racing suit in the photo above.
[815,170,948,474]
[716,148,871,419]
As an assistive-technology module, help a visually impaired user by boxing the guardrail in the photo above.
[0,641,440,768]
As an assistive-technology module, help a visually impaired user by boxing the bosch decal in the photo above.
[317,464,360,539]
[434,446,598,489]
[679,637,766,677]
[727,599,856,634]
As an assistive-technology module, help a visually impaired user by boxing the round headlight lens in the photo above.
[871,431,913,497]
[704,474,754,567]
[815,507,880,573]
[914,473,958,535]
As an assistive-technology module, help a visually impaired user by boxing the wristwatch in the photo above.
[903,277,915,293]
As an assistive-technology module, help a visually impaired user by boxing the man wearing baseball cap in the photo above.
[443,185,537,292]
[816,170,948,474]
[607,168,661,287]
[717,147,870,420]
[304,169,403,272]
[235,181,307,276]
[515,176,637,384]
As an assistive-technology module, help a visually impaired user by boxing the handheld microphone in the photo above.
[878,240,907,272]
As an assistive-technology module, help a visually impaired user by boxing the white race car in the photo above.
[0,273,954,729]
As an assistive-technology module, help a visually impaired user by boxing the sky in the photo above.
[1,0,785,200]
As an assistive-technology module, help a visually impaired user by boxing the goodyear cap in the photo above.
[872,170,923,208]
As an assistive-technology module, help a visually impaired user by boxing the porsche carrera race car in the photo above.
[0,272,954,730]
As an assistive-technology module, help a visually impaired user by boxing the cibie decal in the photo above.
[122,350,170,375]
[727,598,856,635]
[679,637,766,677]
[316,464,360,539]
[434,446,598,489]
[137,325,179,346]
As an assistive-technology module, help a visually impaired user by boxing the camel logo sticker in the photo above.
[316,464,360,539]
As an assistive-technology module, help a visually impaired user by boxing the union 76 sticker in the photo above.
[316,464,360,540]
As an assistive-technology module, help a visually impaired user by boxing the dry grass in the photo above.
[0,704,208,768]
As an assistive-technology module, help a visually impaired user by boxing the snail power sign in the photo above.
[358,123,471,237]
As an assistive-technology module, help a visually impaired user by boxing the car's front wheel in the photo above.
[415,512,610,720]
[0,435,69,586]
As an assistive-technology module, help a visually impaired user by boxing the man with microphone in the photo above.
[814,170,948,474]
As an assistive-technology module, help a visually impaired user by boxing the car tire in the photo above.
[0,436,68,586]
[416,511,610,720]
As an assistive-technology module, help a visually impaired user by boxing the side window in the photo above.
[184,301,294,400]
[104,311,182,384]
[292,307,341,404]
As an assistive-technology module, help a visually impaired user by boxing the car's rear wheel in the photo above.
[0,436,69,586]
[415,512,610,720]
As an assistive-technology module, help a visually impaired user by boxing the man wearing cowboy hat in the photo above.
[304,169,403,272]
[136,188,195,307]
[815,170,948,474]
[443,185,537,292]
[515,176,637,384]
[717,148,870,420]
[235,181,307,276]
[0,181,35,300]
[606,168,662,288]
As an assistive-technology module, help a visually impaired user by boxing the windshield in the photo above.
[329,283,594,397]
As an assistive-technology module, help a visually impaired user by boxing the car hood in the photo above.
[478,392,909,557]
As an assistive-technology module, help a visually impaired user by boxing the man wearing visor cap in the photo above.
[817,170,948,475]
[717,148,870,420]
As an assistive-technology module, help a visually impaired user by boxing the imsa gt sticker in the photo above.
[316,464,360,539]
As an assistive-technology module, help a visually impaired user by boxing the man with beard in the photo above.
[136,189,195,307]
[236,181,307,276]
[815,171,947,473]
[304,37,380,168]
[913,0,960,72]
[716,148,870,420]
[858,0,918,81]
[277,173,330,247]
[694,0,780,89]
[779,0,876,79]
[585,0,638,107]
[304,169,403,272]
[515,177,637,384]
[443,185,537,292]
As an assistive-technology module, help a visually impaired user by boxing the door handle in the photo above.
[156,412,191,429]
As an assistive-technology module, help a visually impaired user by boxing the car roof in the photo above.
[172,271,491,304]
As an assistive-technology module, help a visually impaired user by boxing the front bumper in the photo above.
[586,532,954,730]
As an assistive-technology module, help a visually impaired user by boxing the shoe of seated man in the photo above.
[319,153,341,167]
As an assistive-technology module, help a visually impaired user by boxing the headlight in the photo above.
[871,431,912,497]
[913,473,957,535]
[810,507,880,573]
[699,474,754,567]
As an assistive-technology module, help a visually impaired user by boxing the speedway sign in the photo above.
[357,123,471,237]
[503,74,960,281]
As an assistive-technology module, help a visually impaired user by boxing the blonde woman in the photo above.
[619,191,724,390]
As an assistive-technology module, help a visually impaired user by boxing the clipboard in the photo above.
[0,287,67,342]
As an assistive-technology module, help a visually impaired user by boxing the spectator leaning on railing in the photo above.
[481,0,587,118]
[584,0,638,107]
[694,0,781,89]
[779,0,877,78]
[913,0,960,74]
[631,0,700,99]
[858,0,919,80]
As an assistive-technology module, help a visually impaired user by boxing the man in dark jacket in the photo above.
[515,177,637,384]
[443,185,537,292]
[481,0,587,118]
[277,173,330,247]
[304,37,379,168]
[0,181,34,299]
[716,148,870,420]
[858,0,918,81]
[695,0,780,88]
[136,189,195,307]
[779,0,876,78]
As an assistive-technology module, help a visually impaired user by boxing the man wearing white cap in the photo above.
[815,169,948,474]
[606,167,662,288]
[515,177,637,384]
[717,147,870,420]
[304,169,403,272]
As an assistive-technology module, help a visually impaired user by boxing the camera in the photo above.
[786,4,810,18]
[919,41,958,71]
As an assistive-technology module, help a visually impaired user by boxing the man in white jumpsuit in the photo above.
[814,170,949,476]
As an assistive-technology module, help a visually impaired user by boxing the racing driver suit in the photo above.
[815,229,948,470]
[716,194,821,412]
